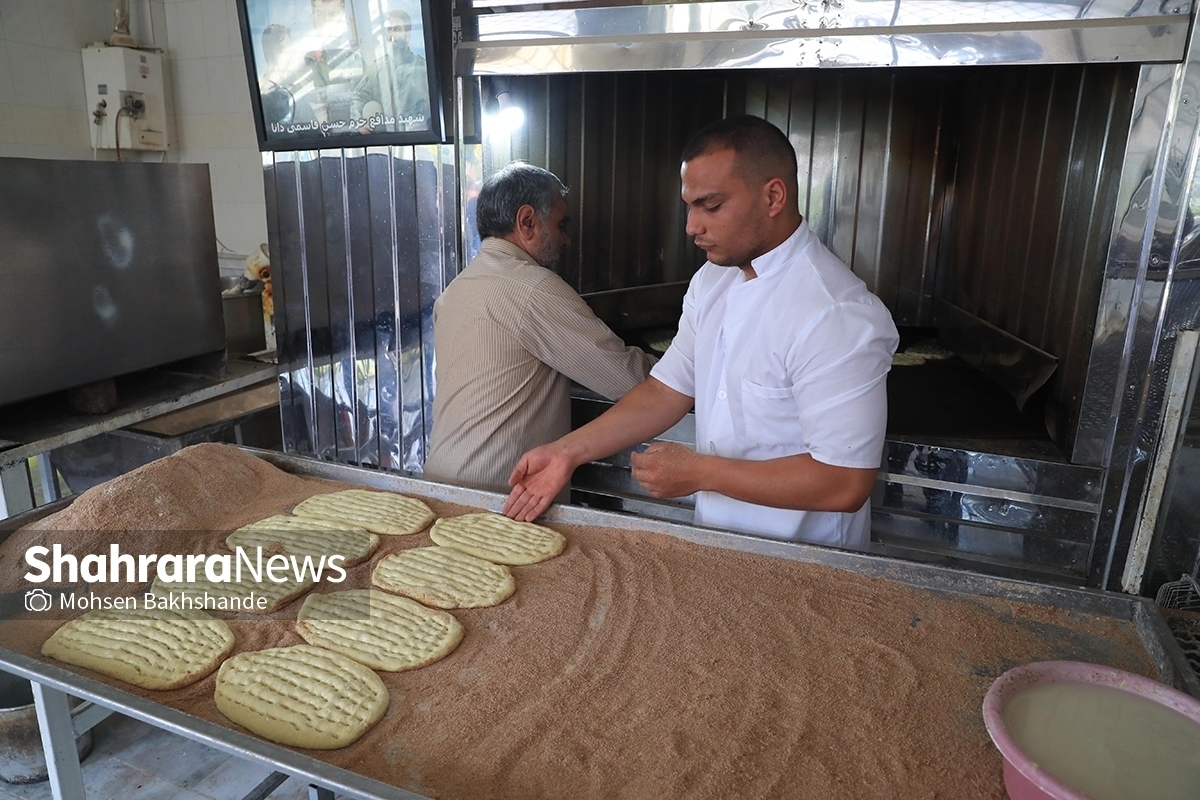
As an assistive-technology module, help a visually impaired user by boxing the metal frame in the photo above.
[1076,17,1200,591]
[234,0,447,150]
[1,447,1196,797]
[1122,329,1200,591]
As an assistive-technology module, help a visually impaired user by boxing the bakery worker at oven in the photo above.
[423,163,655,496]
[504,116,899,551]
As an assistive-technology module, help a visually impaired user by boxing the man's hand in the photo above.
[503,444,575,522]
[502,378,693,521]
[630,442,708,498]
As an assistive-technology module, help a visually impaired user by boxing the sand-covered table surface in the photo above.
[0,444,1156,799]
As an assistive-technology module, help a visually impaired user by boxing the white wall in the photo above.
[0,0,268,260]
[164,0,266,258]
[0,0,114,159]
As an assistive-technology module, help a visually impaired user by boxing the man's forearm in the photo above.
[697,453,877,513]
[557,378,692,468]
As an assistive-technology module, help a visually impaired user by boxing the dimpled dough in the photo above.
[150,570,314,614]
[295,589,464,671]
[41,607,235,690]
[293,489,435,536]
[891,352,927,367]
[372,546,515,609]
[905,342,954,360]
[214,644,389,750]
[429,513,566,565]
[227,514,378,566]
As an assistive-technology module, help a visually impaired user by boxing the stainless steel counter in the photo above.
[569,389,1108,585]
[2,448,1194,799]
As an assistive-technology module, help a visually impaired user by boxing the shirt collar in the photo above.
[748,221,810,280]
[479,236,541,268]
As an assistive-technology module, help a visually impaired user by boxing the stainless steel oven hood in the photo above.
[456,0,1194,75]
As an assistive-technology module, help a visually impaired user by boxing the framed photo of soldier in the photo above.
[236,0,444,150]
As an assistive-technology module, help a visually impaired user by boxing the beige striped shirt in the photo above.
[423,238,655,494]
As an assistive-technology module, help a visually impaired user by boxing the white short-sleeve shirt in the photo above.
[651,222,899,550]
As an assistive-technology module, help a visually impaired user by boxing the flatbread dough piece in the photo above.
[42,607,235,690]
[891,352,928,367]
[149,570,314,614]
[227,514,378,566]
[214,645,389,749]
[905,342,954,360]
[293,489,435,536]
[372,546,515,608]
[429,513,566,565]
[647,336,674,354]
[295,589,463,671]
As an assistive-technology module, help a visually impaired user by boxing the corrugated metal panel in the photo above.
[945,64,1139,452]
[478,69,948,317]
[264,146,457,473]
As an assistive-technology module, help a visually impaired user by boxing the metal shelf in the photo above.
[0,359,276,472]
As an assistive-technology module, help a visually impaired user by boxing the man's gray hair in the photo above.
[476,162,568,239]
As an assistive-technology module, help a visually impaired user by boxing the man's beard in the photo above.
[694,219,768,268]
[703,249,751,268]
[391,41,411,60]
[533,231,562,270]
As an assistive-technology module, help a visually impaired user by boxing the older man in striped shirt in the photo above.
[423,163,655,495]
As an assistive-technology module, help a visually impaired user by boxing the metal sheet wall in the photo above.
[944,65,1140,455]
[474,66,1136,456]
[264,146,457,473]
[1080,48,1200,590]
[474,70,949,304]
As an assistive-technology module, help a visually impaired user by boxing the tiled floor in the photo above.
[0,713,327,800]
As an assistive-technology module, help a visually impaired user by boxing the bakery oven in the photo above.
[452,0,1200,591]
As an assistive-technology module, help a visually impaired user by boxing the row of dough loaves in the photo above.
[41,488,566,749]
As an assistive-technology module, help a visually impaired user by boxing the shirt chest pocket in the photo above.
[739,379,801,446]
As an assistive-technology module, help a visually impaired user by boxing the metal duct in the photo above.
[455,0,1191,75]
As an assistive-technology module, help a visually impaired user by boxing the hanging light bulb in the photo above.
[495,91,526,133]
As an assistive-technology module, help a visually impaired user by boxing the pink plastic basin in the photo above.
[981,660,1200,800]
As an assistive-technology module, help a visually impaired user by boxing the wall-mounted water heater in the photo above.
[82,45,168,153]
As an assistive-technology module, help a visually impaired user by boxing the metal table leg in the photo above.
[242,771,289,800]
[0,459,34,519]
[35,452,61,503]
[31,682,87,800]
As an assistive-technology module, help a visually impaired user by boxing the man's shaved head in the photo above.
[680,116,799,205]
[679,115,803,270]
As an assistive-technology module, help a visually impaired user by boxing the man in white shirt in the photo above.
[503,116,898,550]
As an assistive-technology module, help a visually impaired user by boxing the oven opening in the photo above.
[464,63,1138,579]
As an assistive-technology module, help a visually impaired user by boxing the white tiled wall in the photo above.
[0,0,268,257]
[0,0,109,159]
[165,0,266,256]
